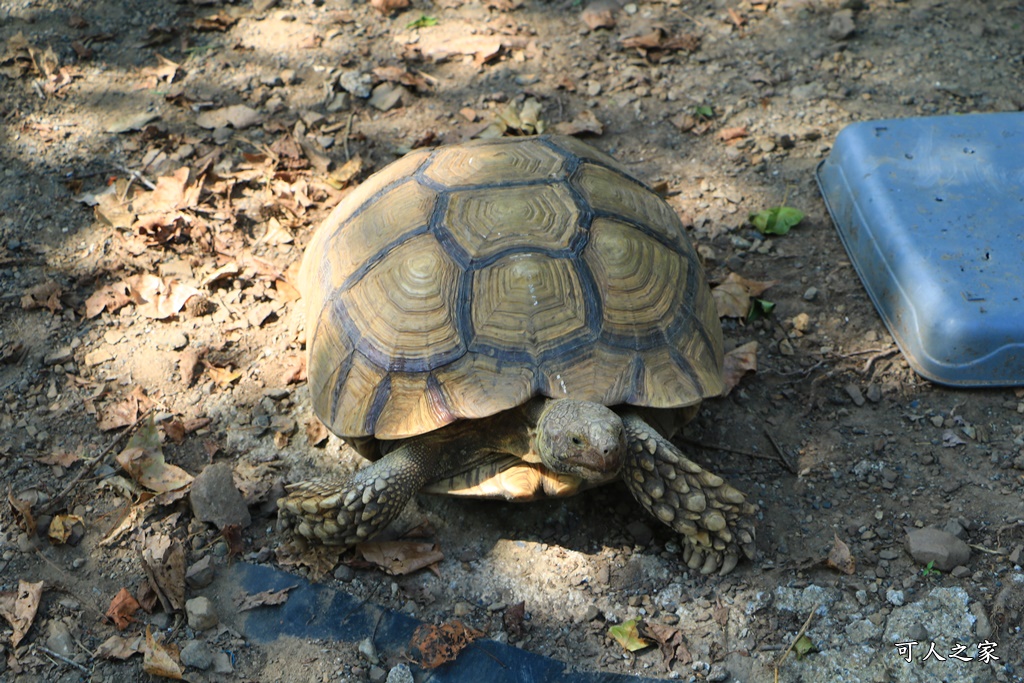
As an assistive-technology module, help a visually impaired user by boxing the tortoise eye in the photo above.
[570,436,582,445]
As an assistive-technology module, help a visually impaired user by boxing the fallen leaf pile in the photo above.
[410,620,485,669]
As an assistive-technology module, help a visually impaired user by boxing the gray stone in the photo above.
[626,520,653,546]
[45,620,75,657]
[803,286,819,301]
[369,666,387,683]
[212,651,233,674]
[970,601,992,639]
[886,589,905,607]
[180,640,213,670]
[942,518,966,538]
[904,527,970,571]
[368,83,407,112]
[790,82,826,102]
[185,596,218,631]
[827,9,856,40]
[44,346,74,366]
[338,70,372,98]
[387,663,414,683]
[186,555,216,589]
[359,637,379,664]
[190,462,251,530]
[844,618,879,643]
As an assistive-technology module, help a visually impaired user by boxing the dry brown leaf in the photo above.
[718,126,749,142]
[711,272,778,318]
[357,541,444,576]
[0,580,44,649]
[503,601,526,639]
[143,625,183,679]
[85,282,132,318]
[370,0,410,14]
[195,104,261,130]
[95,633,144,660]
[552,110,603,137]
[21,281,63,313]
[192,11,236,32]
[37,450,81,467]
[581,1,616,30]
[106,587,142,630]
[722,341,758,396]
[411,620,485,669]
[638,621,693,670]
[125,274,200,320]
[825,533,856,575]
[206,364,242,387]
[97,394,140,432]
[621,28,665,50]
[116,415,194,493]
[8,488,37,535]
[326,155,364,190]
[140,53,179,85]
[141,534,186,613]
[306,417,329,447]
[48,514,84,545]
[234,586,296,612]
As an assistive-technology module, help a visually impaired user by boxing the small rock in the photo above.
[212,651,233,674]
[929,415,945,428]
[951,566,971,578]
[359,637,379,664]
[185,596,218,631]
[186,555,216,589]
[180,640,213,670]
[886,589,905,607]
[190,462,251,530]
[453,601,473,617]
[844,383,865,406]
[334,564,355,582]
[338,70,373,98]
[368,666,387,683]
[827,9,856,40]
[44,346,73,366]
[707,664,729,682]
[904,527,971,572]
[844,618,878,643]
[583,604,602,621]
[865,383,882,403]
[45,620,75,657]
[970,601,992,639]
[253,0,278,11]
[386,664,414,683]
[326,92,350,112]
[802,286,819,301]
[368,82,407,111]
[581,0,616,30]
[942,518,966,538]
[791,82,826,102]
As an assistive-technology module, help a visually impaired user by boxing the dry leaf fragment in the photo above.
[711,272,778,318]
[8,488,38,535]
[125,274,200,320]
[357,541,444,576]
[581,1,616,30]
[141,534,186,613]
[21,281,63,313]
[195,104,261,130]
[37,450,81,467]
[85,282,132,318]
[552,110,603,137]
[638,621,693,670]
[722,341,758,396]
[206,364,242,387]
[0,580,44,649]
[370,0,410,14]
[143,625,183,679]
[826,533,856,575]
[95,633,145,660]
[234,586,296,612]
[718,126,749,142]
[106,587,142,630]
[48,514,84,545]
[116,415,194,493]
[411,620,485,669]
[306,417,329,447]
[192,12,237,31]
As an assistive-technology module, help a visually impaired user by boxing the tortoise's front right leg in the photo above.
[619,412,756,575]
[278,442,434,547]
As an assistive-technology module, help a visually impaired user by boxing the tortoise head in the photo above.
[536,399,626,482]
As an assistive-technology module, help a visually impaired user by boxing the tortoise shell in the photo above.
[299,135,723,441]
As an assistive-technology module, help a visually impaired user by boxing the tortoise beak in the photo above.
[564,421,626,479]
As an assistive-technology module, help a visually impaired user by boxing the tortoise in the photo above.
[279,134,756,574]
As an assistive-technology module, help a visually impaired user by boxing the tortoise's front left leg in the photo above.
[278,440,436,547]
[619,412,756,575]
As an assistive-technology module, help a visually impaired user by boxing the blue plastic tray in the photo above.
[816,113,1024,386]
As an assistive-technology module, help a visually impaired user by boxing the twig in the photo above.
[113,163,157,192]
[763,428,797,474]
[860,347,898,377]
[38,408,154,516]
[967,543,1006,556]
[680,438,781,466]
[774,602,820,677]
[33,644,91,675]
[343,112,355,161]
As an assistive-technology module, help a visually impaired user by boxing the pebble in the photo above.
[368,83,406,111]
[802,286,819,301]
[185,596,218,631]
[970,602,992,639]
[844,383,865,406]
[190,462,252,529]
[886,589,905,607]
[626,520,653,546]
[827,9,856,40]
[180,640,213,670]
[43,346,73,366]
[186,555,216,589]
[904,527,970,571]
[333,564,355,582]
[358,637,379,664]
[45,620,75,657]
[338,70,372,98]
[212,651,233,674]
[387,664,414,683]
[368,666,387,683]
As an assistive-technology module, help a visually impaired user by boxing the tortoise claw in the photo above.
[621,413,757,575]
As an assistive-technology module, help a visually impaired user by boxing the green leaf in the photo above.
[609,618,650,652]
[793,634,818,660]
[406,15,439,29]
[694,105,714,119]
[749,206,805,235]
[747,298,775,322]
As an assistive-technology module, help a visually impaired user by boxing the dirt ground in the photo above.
[1,0,1023,681]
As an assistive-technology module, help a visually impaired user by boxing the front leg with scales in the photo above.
[619,412,757,575]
